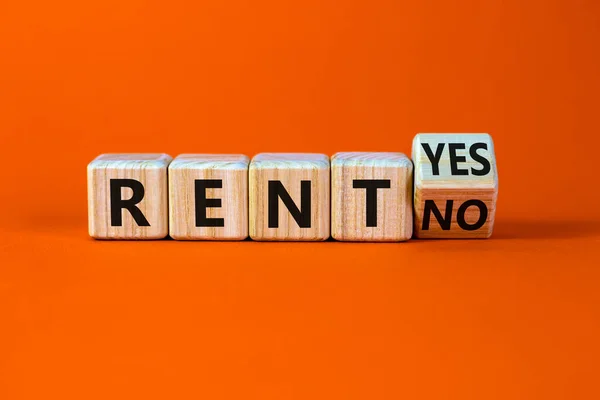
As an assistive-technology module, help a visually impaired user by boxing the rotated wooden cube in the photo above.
[249,153,330,241]
[412,133,498,238]
[331,152,413,241]
[87,153,172,239]
[168,154,249,240]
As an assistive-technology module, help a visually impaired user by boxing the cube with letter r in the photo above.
[412,133,498,238]
[87,153,171,239]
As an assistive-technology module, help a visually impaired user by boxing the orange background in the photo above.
[1,0,599,398]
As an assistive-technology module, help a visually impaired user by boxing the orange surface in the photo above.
[1,0,599,398]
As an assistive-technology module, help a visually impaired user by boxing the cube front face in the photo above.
[168,154,249,240]
[249,153,330,241]
[412,134,498,238]
[87,153,171,239]
[331,152,413,241]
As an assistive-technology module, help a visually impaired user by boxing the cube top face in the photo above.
[168,154,249,240]
[331,152,412,168]
[412,134,498,239]
[412,133,497,189]
[87,153,171,240]
[88,153,172,169]
[331,152,413,242]
[249,153,330,241]
[250,153,330,170]
[169,154,250,171]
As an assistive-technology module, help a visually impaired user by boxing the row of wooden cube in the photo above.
[88,133,498,241]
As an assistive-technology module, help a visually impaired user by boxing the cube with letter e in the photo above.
[412,134,498,238]
[168,154,249,240]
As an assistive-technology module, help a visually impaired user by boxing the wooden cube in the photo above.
[87,153,172,239]
[412,133,498,238]
[168,154,249,240]
[249,153,330,241]
[331,152,413,241]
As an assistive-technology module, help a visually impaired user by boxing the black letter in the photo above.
[110,179,150,227]
[457,200,488,230]
[421,143,445,175]
[195,180,224,227]
[422,200,453,230]
[469,143,491,176]
[352,179,391,227]
[448,143,468,175]
[268,181,311,228]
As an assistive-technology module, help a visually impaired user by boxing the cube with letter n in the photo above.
[249,153,330,241]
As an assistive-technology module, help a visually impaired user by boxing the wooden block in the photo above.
[168,154,249,240]
[249,153,330,241]
[87,153,172,239]
[331,152,413,241]
[412,133,498,238]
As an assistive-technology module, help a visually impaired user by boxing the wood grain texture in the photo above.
[87,153,172,239]
[168,154,249,240]
[249,153,330,241]
[331,152,413,241]
[412,133,498,238]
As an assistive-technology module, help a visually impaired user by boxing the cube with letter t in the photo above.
[412,134,498,238]
[331,152,413,241]
[87,153,172,239]
[249,153,330,241]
